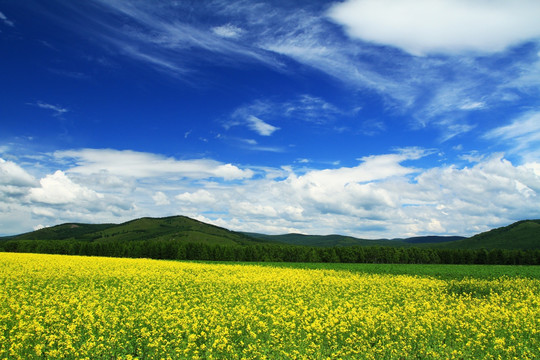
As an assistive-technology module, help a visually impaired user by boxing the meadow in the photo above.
[1,253,539,359]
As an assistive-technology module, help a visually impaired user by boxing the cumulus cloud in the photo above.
[152,191,170,206]
[176,189,216,205]
[55,149,254,180]
[28,170,104,205]
[328,0,540,56]
[1,148,540,238]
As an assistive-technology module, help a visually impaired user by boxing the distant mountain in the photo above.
[248,221,540,250]
[243,232,404,247]
[2,216,270,246]
[400,236,466,244]
[244,232,465,247]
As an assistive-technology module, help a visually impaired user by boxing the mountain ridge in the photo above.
[1,216,539,250]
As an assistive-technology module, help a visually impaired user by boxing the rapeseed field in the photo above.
[1,252,538,359]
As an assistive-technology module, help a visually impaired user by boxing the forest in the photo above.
[1,238,539,265]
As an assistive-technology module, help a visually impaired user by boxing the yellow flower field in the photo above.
[1,252,539,359]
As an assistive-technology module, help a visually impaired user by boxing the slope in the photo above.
[1,216,269,246]
[439,220,540,250]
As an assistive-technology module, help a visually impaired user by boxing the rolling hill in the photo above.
[2,216,270,246]
[1,216,539,250]
[437,220,540,250]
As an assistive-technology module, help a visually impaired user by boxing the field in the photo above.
[1,253,539,359]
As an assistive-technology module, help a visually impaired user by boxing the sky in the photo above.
[1,0,540,238]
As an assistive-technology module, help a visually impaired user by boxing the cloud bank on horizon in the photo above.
[1,0,540,238]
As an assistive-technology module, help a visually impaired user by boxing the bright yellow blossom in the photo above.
[0,252,539,359]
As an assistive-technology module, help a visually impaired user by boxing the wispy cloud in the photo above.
[48,68,90,80]
[229,95,346,130]
[69,0,283,76]
[484,111,540,160]
[460,101,486,111]
[486,112,540,142]
[283,95,344,124]
[30,101,69,117]
[360,119,386,136]
[222,137,285,152]
[0,11,14,27]
[43,0,540,145]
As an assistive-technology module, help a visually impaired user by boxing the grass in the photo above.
[229,261,540,280]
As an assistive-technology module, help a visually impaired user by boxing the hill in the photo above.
[2,217,539,251]
[439,220,540,250]
[2,216,268,246]
[1,217,539,265]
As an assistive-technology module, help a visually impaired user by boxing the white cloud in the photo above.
[328,0,540,56]
[55,149,254,180]
[28,170,104,205]
[152,191,170,206]
[32,207,56,218]
[2,147,540,238]
[176,189,216,205]
[212,24,243,38]
[246,116,279,136]
[0,158,37,188]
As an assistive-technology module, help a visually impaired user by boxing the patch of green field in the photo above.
[242,262,540,280]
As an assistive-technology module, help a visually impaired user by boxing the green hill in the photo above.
[1,217,539,265]
[439,220,540,250]
[7,223,117,241]
[2,217,539,251]
[3,216,268,246]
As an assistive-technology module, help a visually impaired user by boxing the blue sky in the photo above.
[1,0,540,238]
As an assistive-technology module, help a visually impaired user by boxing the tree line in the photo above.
[1,238,539,265]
